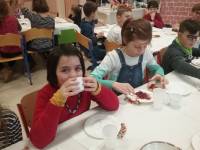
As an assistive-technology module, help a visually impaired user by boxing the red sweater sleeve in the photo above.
[91,85,119,111]
[29,85,63,149]
[154,13,164,28]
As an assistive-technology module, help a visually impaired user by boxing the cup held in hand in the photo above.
[76,77,84,92]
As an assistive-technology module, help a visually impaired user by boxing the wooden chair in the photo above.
[23,28,54,52]
[23,28,54,42]
[104,40,121,52]
[154,47,167,65]
[76,31,98,69]
[0,33,32,85]
[17,91,38,137]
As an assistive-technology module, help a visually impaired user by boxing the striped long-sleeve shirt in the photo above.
[0,109,22,149]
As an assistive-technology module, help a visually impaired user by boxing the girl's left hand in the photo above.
[148,74,168,89]
[83,76,98,92]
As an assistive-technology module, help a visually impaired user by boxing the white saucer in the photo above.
[84,114,120,139]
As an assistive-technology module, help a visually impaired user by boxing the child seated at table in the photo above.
[162,19,200,79]
[68,4,82,27]
[143,0,164,29]
[29,44,119,148]
[91,18,167,94]
[80,1,106,61]
[107,4,132,44]
[21,0,54,53]
[0,105,23,149]
[0,0,22,82]
[191,3,200,49]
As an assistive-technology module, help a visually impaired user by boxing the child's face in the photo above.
[117,11,132,27]
[148,7,158,14]
[125,39,149,56]
[178,31,199,49]
[193,11,200,21]
[56,55,83,87]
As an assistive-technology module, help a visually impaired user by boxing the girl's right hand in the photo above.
[112,82,135,95]
[59,78,80,98]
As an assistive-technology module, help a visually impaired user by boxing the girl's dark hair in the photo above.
[0,0,9,25]
[192,3,200,13]
[47,44,86,88]
[121,18,152,46]
[32,0,49,13]
[83,1,98,17]
[147,0,159,9]
[71,5,82,26]
[179,19,200,34]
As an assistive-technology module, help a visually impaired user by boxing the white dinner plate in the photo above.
[140,141,181,150]
[165,81,191,96]
[192,132,200,150]
[84,114,120,139]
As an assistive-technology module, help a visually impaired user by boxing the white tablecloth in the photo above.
[94,26,177,53]
[97,6,145,24]
[5,72,200,150]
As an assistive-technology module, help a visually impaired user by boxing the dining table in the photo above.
[97,6,145,24]
[18,17,80,34]
[94,25,177,53]
[5,71,200,150]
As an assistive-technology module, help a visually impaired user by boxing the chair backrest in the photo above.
[17,91,38,137]
[0,33,21,47]
[23,28,53,42]
[104,40,120,52]
[76,31,91,49]
[157,47,167,65]
[0,33,23,63]
[58,29,76,45]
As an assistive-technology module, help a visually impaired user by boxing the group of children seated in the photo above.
[0,0,200,149]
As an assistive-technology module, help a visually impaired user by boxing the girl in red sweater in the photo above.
[30,44,119,148]
[143,0,164,29]
[0,0,21,82]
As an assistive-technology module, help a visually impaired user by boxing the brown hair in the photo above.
[116,4,132,16]
[83,1,97,17]
[147,0,159,9]
[32,0,49,13]
[192,3,200,13]
[0,0,9,25]
[121,18,152,46]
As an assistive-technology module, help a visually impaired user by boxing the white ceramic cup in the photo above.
[76,77,84,92]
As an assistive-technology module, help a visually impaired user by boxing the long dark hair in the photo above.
[0,0,9,25]
[47,44,86,88]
